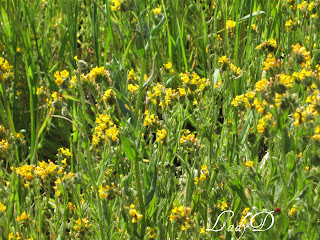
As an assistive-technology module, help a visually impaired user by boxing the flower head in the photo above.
[245,161,254,168]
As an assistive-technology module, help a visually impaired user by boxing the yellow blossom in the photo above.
[17,211,31,221]
[220,201,228,210]
[163,62,172,70]
[156,129,166,143]
[0,202,6,212]
[129,204,143,223]
[245,161,254,168]
[152,5,161,15]
[226,20,236,32]
[289,205,297,215]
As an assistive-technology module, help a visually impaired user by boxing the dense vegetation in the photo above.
[0,0,320,239]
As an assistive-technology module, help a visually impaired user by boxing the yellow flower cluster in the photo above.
[46,91,64,112]
[0,202,6,213]
[306,92,320,104]
[230,63,242,76]
[245,161,254,168]
[162,88,179,107]
[58,147,72,157]
[254,79,268,92]
[128,69,137,81]
[214,80,223,89]
[147,227,157,239]
[177,87,186,96]
[16,211,31,222]
[54,70,69,86]
[257,112,273,134]
[216,201,228,210]
[0,139,9,151]
[53,178,62,196]
[57,147,72,166]
[218,56,241,76]
[102,89,115,102]
[257,118,266,134]
[36,86,45,96]
[194,164,209,185]
[128,84,139,93]
[263,54,281,72]
[256,39,278,52]
[16,132,24,139]
[289,205,297,215]
[234,42,320,140]
[180,71,210,92]
[169,206,192,231]
[13,160,68,189]
[88,66,108,82]
[293,68,313,82]
[8,232,33,240]
[147,82,165,104]
[111,0,124,11]
[293,106,318,126]
[152,5,161,15]
[194,174,206,185]
[74,218,92,232]
[311,126,320,141]
[163,61,174,74]
[14,165,34,181]
[297,1,318,17]
[278,73,294,89]
[231,91,255,110]
[225,20,236,33]
[129,204,143,223]
[249,23,258,33]
[146,70,208,109]
[92,113,119,146]
[218,55,229,67]
[156,129,166,143]
[143,110,159,127]
[285,18,298,31]
[0,57,13,82]
[180,129,201,151]
[35,160,62,180]
[275,93,285,107]
[180,129,199,144]
[98,183,117,200]
[239,208,255,228]
[53,172,75,197]
[291,43,310,65]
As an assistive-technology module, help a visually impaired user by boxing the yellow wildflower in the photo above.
[0,202,6,212]
[289,205,297,215]
[152,5,161,15]
[245,161,254,168]
[226,20,236,32]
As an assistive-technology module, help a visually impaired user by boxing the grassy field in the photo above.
[0,0,320,239]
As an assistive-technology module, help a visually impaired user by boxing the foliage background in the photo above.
[0,0,319,239]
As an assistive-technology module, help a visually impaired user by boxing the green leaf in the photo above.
[121,134,137,162]
[213,69,220,85]
[228,178,251,207]
[151,15,166,37]
[145,166,158,207]
[62,94,80,102]
[111,87,132,119]
[142,52,157,90]
[0,6,12,40]
[238,11,266,22]
[287,185,310,208]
